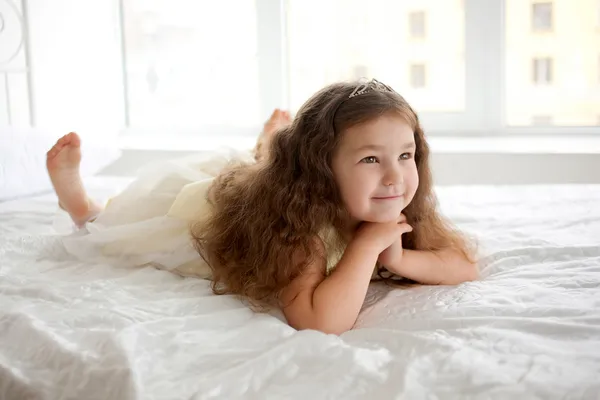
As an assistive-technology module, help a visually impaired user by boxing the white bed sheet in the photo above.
[1,177,599,400]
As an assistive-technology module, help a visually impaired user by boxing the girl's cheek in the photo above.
[407,167,418,186]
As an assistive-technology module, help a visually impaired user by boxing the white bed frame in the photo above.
[0,0,33,126]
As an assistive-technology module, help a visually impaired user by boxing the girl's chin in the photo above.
[346,210,405,227]
[362,215,400,224]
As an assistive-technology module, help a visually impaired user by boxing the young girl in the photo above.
[47,79,477,335]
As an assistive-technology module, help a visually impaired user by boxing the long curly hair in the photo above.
[191,80,474,307]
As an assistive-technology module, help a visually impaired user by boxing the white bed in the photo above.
[1,177,599,399]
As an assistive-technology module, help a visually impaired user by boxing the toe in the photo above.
[69,132,81,146]
[274,109,283,120]
[48,133,73,156]
[47,143,61,156]
[62,132,75,144]
[46,149,57,164]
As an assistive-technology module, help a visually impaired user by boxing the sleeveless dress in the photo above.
[60,149,353,278]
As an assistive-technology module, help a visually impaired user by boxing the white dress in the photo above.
[61,149,255,279]
[60,148,363,280]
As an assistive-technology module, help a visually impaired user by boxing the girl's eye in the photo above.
[399,152,413,161]
[361,156,378,164]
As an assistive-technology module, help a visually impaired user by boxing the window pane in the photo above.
[505,0,600,126]
[122,0,260,128]
[286,0,465,113]
[506,0,600,126]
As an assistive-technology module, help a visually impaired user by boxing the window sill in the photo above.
[118,135,600,155]
[425,136,600,154]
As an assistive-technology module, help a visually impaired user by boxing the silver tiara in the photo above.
[348,78,395,99]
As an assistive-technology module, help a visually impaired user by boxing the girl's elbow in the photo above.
[291,318,351,336]
[459,260,479,283]
[442,260,479,285]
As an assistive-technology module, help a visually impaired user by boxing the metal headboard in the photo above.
[0,0,33,126]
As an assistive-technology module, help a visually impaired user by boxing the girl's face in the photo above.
[331,113,419,225]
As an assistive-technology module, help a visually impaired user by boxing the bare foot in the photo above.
[263,109,292,137]
[254,109,293,161]
[46,132,102,226]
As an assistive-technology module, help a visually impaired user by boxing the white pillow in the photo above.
[0,127,121,201]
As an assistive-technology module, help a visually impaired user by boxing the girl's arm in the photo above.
[280,238,379,335]
[281,222,411,335]
[383,247,478,285]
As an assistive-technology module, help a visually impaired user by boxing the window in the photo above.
[532,115,553,126]
[506,0,598,127]
[532,58,553,84]
[121,0,260,128]
[119,0,598,135]
[410,64,426,88]
[409,11,426,38]
[286,0,465,114]
[532,2,553,32]
[17,0,600,136]
[10,0,600,137]
[352,65,369,80]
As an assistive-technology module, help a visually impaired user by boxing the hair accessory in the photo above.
[348,78,395,99]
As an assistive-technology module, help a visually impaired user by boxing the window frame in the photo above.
[532,115,554,126]
[119,0,598,138]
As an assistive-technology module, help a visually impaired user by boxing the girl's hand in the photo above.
[378,214,409,266]
[354,216,413,255]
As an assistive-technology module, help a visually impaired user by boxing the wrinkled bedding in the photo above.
[1,178,599,399]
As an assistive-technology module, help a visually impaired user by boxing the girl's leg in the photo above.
[254,109,292,162]
[47,112,291,226]
[46,132,104,227]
